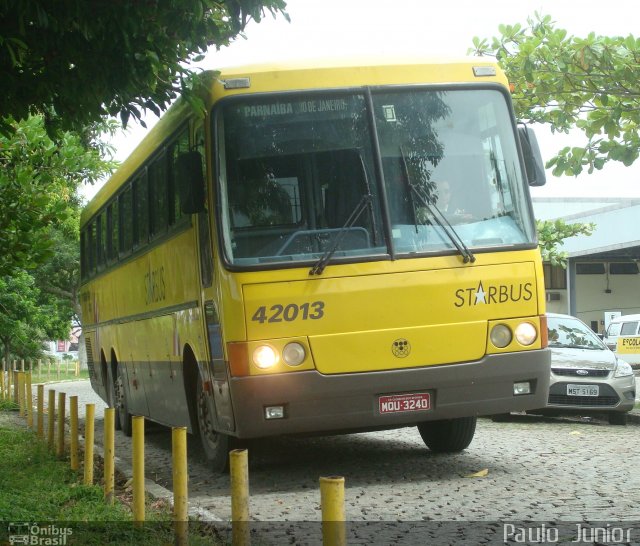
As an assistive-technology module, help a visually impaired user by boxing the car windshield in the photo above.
[217,88,536,268]
[547,316,606,350]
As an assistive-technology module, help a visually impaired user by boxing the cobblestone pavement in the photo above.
[35,379,640,544]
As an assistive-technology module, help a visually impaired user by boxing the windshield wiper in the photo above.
[399,147,475,263]
[309,193,372,275]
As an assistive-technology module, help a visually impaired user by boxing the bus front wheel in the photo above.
[417,416,477,453]
[197,375,231,472]
[114,364,132,437]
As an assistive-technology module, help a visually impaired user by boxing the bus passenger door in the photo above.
[194,122,236,433]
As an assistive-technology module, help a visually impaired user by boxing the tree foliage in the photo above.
[471,13,640,176]
[0,115,115,276]
[536,219,595,268]
[0,0,288,132]
[0,270,69,366]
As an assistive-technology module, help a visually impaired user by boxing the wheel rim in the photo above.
[114,374,125,418]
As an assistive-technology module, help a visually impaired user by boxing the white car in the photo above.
[542,313,636,425]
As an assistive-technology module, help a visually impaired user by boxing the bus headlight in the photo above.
[515,322,537,346]
[490,324,512,348]
[253,345,278,369]
[282,342,306,366]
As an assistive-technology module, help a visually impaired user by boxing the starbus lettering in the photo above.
[144,266,166,305]
[243,103,293,117]
[454,281,533,307]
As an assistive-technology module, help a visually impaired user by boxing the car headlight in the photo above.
[614,359,633,378]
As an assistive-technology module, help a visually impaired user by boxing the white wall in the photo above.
[575,273,640,333]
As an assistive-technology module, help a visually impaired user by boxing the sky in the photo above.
[87,0,640,201]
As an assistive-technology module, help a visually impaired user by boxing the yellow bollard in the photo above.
[84,404,95,485]
[17,372,25,417]
[320,476,346,546]
[230,449,250,546]
[69,396,79,471]
[104,408,115,504]
[56,392,66,457]
[132,416,145,525]
[172,427,188,546]
[7,367,12,402]
[12,362,18,403]
[26,372,33,428]
[47,389,55,450]
[37,385,44,439]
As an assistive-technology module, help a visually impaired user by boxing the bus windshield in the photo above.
[217,88,536,268]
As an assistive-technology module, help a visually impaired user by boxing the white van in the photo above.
[603,313,640,366]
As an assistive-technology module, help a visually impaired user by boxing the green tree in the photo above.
[0,271,68,367]
[536,219,595,268]
[0,115,115,276]
[0,0,288,132]
[471,13,640,176]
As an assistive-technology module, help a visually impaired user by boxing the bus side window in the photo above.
[149,153,169,238]
[133,172,149,247]
[119,185,133,255]
[169,128,191,226]
[80,229,88,280]
[96,211,107,269]
[106,201,118,263]
[87,221,96,276]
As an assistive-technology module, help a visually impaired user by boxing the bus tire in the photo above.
[107,368,122,431]
[417,416,477,453]
[197,374,231,472]
[115,363,132,437]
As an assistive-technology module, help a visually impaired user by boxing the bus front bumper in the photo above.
[228,349,550,438]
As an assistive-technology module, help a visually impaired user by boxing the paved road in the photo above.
[39,379,640,544]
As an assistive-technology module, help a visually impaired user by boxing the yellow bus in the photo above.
[80,57,551,471]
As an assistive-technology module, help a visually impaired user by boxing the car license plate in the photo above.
[567,384,599,397]
[379,393,431,414]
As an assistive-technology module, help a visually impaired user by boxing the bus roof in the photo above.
[81,56,506,225]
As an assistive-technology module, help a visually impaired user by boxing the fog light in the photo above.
[264,406,285,419]
[283,342,306,366]
[515,322,537,346]
[253,345,278,369]
[513,381,532,395]
[490,324,512,348]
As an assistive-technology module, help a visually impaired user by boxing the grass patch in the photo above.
[0,419,221,544]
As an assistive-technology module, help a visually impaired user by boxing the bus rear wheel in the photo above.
[197,374,231,472]
[417,416,477,453]
[114,364,132,437]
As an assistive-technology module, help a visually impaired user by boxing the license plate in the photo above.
[379,393,431,414]
[567,384,599,397]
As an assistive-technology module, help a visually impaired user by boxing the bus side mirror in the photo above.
[176,151,206,214]
[518,125,546,187]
